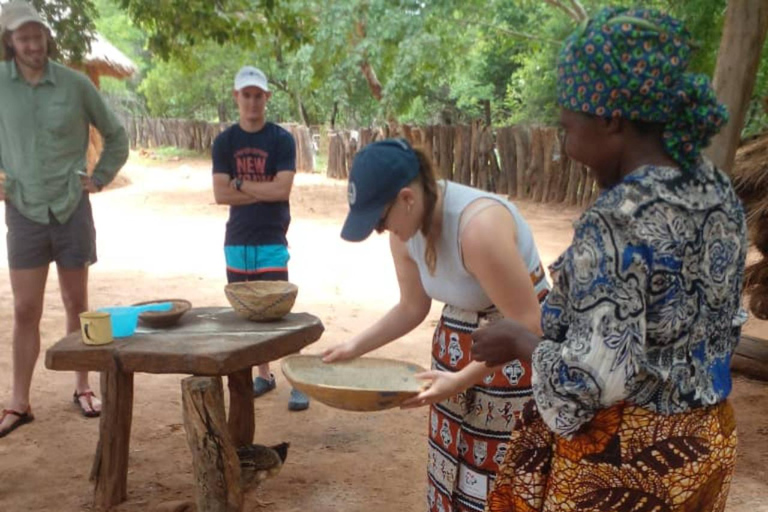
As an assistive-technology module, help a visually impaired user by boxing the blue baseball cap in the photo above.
[341,139,419,242]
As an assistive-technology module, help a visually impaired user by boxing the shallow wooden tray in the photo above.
[281,355,426,412]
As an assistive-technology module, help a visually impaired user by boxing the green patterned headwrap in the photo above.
[556,7,728,169]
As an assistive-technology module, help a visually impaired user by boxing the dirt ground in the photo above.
[1,153,767,512]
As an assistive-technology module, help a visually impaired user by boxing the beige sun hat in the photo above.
[0,1,49,32]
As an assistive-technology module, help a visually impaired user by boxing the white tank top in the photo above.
[406,180,548,311]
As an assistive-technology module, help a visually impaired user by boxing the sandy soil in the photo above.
[1,153,767,512]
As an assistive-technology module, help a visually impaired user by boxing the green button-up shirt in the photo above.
[0,59,129,224]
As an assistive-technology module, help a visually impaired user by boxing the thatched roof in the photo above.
[732,131,768,320]
[733,132,768,224]
[84,33,136,79]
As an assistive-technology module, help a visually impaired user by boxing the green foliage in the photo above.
[27,0,97,63]
[82,0,767,138]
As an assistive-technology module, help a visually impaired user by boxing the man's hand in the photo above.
[471,318,540,367]
[80,175,102,193]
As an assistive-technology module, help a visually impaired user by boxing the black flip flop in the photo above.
[0,407,35,439]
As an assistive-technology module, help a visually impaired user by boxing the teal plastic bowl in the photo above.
[98,306,140,338]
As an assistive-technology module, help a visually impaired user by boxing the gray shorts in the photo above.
[5,193,97,269]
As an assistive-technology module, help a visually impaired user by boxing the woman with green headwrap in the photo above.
[469,7,747,512]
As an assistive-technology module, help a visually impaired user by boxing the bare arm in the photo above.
[454,203,543,386]
[323,235,432,361]
[237,170,294,202]
[463,204,543,334]
[212,173,259,205]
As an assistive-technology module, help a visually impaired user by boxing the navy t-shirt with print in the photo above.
[212,122,296,246]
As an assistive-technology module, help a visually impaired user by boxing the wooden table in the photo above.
[45,307,324,510]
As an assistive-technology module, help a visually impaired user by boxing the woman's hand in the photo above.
[471,318,540,367]
[400,370,465,409]
[321,341,361,363]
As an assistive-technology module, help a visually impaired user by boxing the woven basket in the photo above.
[225,281,298,321]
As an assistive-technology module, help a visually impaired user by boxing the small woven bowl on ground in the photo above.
[281,355,426,412]
[225,281,298,322]
[132,299,192,328]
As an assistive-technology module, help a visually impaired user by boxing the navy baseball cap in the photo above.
[341,139,420,242]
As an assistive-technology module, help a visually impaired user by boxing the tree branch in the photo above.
[568,0,589,21]
[542,0,582,22]
[353,18,384,102]
[461,19,561,44]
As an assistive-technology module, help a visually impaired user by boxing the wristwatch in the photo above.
[235,178,243,191]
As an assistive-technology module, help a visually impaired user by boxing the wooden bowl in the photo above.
[281,355,426,412]
[224,281,298,322]
[132,299,192,328]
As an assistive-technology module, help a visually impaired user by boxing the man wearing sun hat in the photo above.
[0,1,129,438]
[211,65,310,411]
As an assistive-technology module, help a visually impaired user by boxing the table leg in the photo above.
[227,368,255,448]
[182,376,242,512]
[90,370,134,509]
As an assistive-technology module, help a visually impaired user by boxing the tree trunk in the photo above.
[330,101,338,130]
[482,99,492,126]
[299,99,311,127]
[707,0,768,173]
[217,101,229,124]
[182,376,242,512]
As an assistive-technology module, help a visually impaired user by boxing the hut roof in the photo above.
[84,33,136,79]
[732,131,768,219]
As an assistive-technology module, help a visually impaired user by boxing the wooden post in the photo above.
[439,125,454,181]
[402,124,414,145]
[528,127,545,202]
[513,126,530,199]
[227,368,255,449]
[453,125,470,187]
[707,0,768,173]
[469,121,480,188]
[553,133,569,203]
[326,132,347,179]
[496,126,517,198]
[566,160,581,206]
[91,370,134,509]
[476,125,497,192]
[182,376,243,512]
[540,128,557,202]
[423,126,435,167]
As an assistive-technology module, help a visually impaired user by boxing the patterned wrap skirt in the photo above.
[486,399,737,512]
[427,305,534,512]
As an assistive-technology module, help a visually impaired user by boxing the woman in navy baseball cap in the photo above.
[328,138,550,512]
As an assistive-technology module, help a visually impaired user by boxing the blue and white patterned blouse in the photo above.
[532,160,747,438]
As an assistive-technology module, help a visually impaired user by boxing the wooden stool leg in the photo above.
[227,368,255,448]
[182,376,242,512]
[91,370,134,508]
